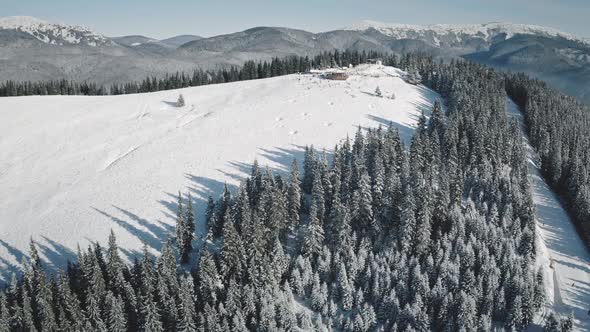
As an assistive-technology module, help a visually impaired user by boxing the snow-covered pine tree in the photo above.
[175,192,187,263]
[287,159,302,230]
[180,193,195,263]
[107,292,127,332]
[375,86,382,97]
[301,184,325,258]
[198,247,220,305]
[544,313,560,332]
[221,211,245,281]
[0,294,9,332]
[176,94,185,107]
[178,276,197,332]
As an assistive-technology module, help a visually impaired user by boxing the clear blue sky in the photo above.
[3,0,589,39]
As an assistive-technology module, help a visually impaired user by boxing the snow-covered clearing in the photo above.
[507,99,590,331]
[0,64,439,282]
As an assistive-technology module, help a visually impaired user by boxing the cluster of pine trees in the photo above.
[1,54,568,331]
[506,75,590,247]
[0,50,392,97]
[0,80,108,97]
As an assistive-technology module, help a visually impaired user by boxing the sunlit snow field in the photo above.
[0,64,439,282]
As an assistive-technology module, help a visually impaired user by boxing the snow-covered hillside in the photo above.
[345,20,587,46]
[507,99,590,331]
[0,64,439,282]
[0,16,110,46]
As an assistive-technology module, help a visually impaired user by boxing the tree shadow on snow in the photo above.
[0,237,77,286]
[162,100,179,108]
[1,91,438,280]
[365,115,416,146]
[0,239,27,285]
[93,207,172,254]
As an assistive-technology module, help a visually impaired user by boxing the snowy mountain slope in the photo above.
[345,20,588,46]
[112,35,204,49]
[160,34,203,48]
[507,99,590,331]
[0,16,111,46]
[112,35,163,47]
[0,64,440,283]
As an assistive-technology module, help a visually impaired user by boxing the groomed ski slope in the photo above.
[0,64,439,282]
[507,99,590,331]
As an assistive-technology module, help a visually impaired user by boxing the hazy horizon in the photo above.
[3,0,589,39]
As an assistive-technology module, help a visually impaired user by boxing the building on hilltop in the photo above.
[367,58,383,66]
[325,71,349,80]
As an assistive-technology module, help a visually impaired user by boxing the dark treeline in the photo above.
[1,54,573,331]
[0,50,396,97]
[506,76,590,248]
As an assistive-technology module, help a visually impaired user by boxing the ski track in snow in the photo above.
[0,64,440,283]
[508,99,590,331]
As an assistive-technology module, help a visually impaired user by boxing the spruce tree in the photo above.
[287,159,302,230]
[180,193,195,263]
[0,294,10,332]
[178,276,197,332]
[175,192,187,262]
[177,94,185,107]
[375,86,382,97]
[301,200,325,258]
[221,213,245,281]
[107,293,127,332]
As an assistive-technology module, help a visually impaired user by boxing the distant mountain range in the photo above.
[1,16,589,103]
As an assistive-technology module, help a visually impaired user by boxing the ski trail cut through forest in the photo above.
[507,98,590,331]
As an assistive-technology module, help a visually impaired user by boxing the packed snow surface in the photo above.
[0,64,439,282]
[507,99,590,331]
[345,20,587,46]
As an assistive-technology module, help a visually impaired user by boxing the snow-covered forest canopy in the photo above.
[507,76,590,247]
[0,54,584,331]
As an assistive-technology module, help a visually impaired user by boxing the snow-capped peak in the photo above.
[344,20,586,46]
[0,16,111,46]
[0,15,49,28]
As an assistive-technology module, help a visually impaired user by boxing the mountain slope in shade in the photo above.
[179,26,318,54]
[0,64,440,282]
[465,34,590,104]
[112,35,161,47]
[160,34,203,48]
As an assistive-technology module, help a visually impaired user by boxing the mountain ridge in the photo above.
[344,19,587,45]
[0,15,112,46]
[0,16,588,103]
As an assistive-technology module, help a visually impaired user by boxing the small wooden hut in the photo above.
[325,72,349,80]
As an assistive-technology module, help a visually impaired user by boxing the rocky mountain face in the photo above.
[344,20,583,46]
[1,16,588,103]
[0,16,112,46]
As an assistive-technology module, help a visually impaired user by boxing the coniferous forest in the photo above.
[0,50,386,97]
[1,55,583,331]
